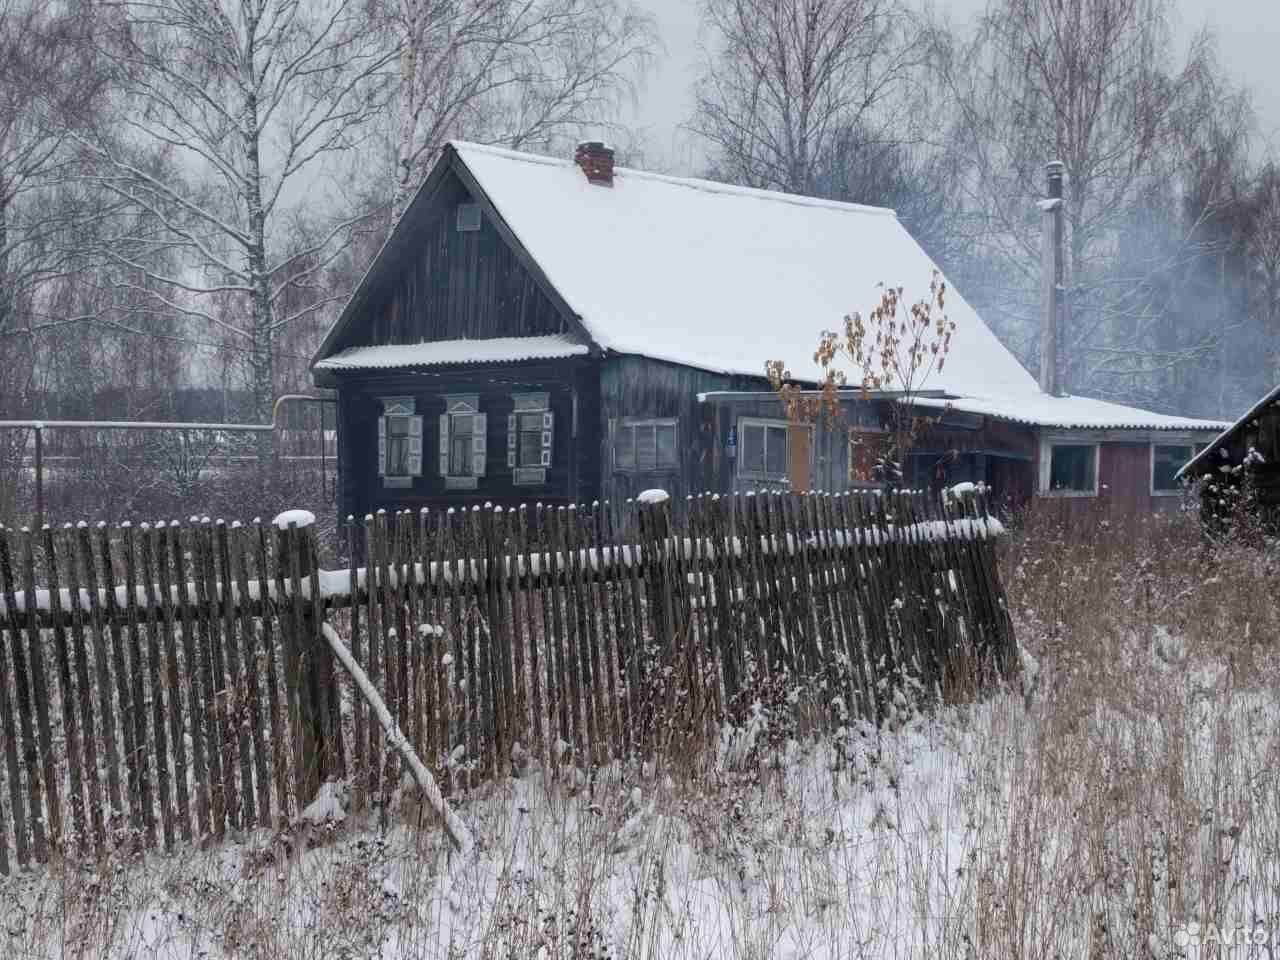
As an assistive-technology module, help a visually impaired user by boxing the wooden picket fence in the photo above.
[0,490,1015,873]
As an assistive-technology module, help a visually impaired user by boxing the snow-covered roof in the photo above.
[314,334,590,371]
[316,142,1223,434]
[1177,383,1280,478]
[447,142,1041,399]
[905,394,1230,432]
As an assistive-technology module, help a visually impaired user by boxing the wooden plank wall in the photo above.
[0,491,1015,872]
[356,172,568,350]
[600,356,758,501]
[335,361,600,520]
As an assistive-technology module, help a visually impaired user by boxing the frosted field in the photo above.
[4,521,1279,959]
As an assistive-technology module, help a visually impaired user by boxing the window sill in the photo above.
[1151,489,1184,498]
[513,467,547,485]
[1036,489,1097,499]
[445,476,478,490]
[382,477,413,489]
[614,466,679,474]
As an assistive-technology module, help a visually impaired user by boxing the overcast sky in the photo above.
[627,0,1280,174]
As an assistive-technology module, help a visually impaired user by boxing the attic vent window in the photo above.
[456,203,481,232]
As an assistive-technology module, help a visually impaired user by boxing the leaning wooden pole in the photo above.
[319,621,473,856]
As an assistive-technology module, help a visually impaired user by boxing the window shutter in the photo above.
[472,412,487,476]
[377,417,387,476]
[407,415,423,476]
[540,411,554,467]
[438,414,449,477]
[507,414,517,468]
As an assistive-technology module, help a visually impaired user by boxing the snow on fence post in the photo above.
[636,489,674,754]
[273,509,330,808]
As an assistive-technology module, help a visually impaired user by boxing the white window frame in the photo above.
[1150,436,1202,497]
[439,394,485,490]
[613,418,679,473]
[737,417,806,484]
[378,397,421,489]
[508,392,553,485]
[1037,436,1100,498]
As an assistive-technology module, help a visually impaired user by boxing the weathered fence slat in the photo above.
[24,529,63,851]
[283,522,310,809]
[118,524,155,847]
[255,519,286,823]
[175,522,210,837]
[393,512,412,757]
[410,510,428,762]
[346,518,366,812]
[308,524,339,784]
[363,516,382,803]
[139,524,174,851]
[572,506,605,768]
[43,525,87,854]
[537,505,567,768]
[193,521,226,838]
[81,524,123,839]
[231,525,271,828]
[160,523,191,843]
[547,507,581,767]
[375,511,396,799]
[0,528,29,868]
[492,509,517,772]
[428,509,449,781]
[213,522,247,830]
[513,506,539,765]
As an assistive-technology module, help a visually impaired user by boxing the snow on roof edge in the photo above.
[316,334,590,371]
[449,141,900,220]
[1177,382,1280,478]
[905,395,1230,432]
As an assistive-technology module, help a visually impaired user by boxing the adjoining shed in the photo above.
[312,143,1227,523]
[1177,384,1280,529]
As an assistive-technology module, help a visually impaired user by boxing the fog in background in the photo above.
[627,0,1280,173]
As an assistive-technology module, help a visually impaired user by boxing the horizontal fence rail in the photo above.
[0,490,1015,873]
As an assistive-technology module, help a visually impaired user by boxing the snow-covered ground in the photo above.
[5,527,1280,959]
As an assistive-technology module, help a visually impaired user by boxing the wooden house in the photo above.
[311,143,1227,522]
[1177,384,1280,529]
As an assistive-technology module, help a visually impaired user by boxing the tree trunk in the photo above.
[1263,263,1280,384]
[393,0,420,220]
[0,186,11,335]
[242,55,276,468]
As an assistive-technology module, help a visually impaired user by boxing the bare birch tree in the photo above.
[83,0,395,434]
[1247,163,1280,380]
[0,0,112,342]
[386,0,658,216]
[690,0,931,195]
[0,0,120,519]
[940,0,1252,402]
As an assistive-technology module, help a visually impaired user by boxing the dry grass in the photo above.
[4,508,1279,958]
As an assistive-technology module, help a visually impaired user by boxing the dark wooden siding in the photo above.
[599,356,762,501]
[1033,439,1183,525]
[1101,442,1155,517]
[333,359,601,518]
[696,396,1039,501]
[698,393,882,494]
[331,170,569,353]
[911,417,1037,505]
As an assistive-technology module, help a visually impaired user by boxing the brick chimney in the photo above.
[1039,160,1066,396]
[574,141,615,187]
